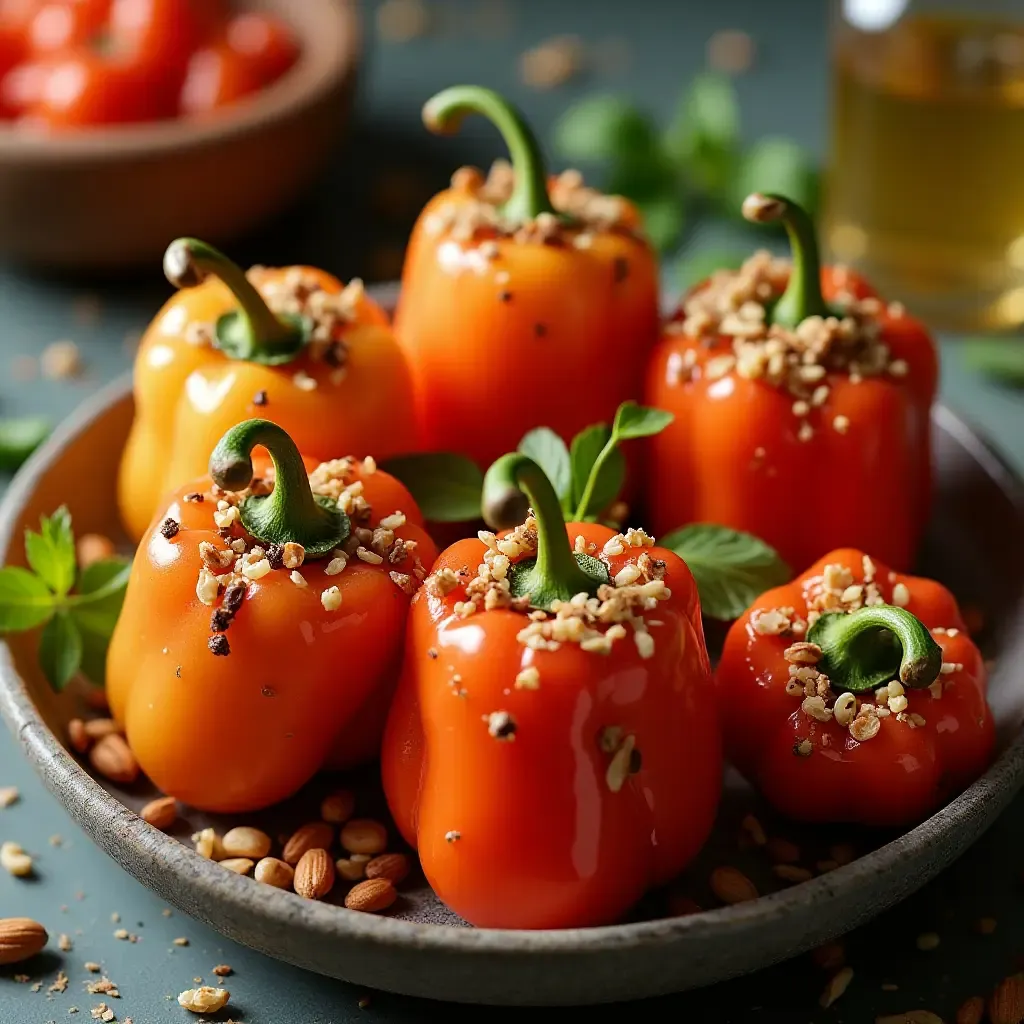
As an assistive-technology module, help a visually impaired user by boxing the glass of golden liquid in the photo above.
[825,0,1024,331]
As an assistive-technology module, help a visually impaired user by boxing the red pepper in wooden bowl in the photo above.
[645,193,938,572]
[716,547,995,827]
[382,449,720,929]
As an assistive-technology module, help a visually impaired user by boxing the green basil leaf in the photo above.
[25,505,76,597]
[0,417,51,473]
[518,427,572,506]
[38,611,82,691]
[726,137,819,220]
[570,424,624,520]
[71,559,131,637]
[963,338,1024,387]
[663,72,741,196]
[381,453,483,523]
[77,624,109,687]
[552,94,662,165]
[634,193,687,254]
[0,566,56,631]
[662,522,790,621]
[612,401,674,440]
[676,249,747,292]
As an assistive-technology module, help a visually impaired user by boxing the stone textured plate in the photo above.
[0,315,1022,1005]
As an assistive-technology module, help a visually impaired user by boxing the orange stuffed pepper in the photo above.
[382,450,720,929]
[645,193,937,572]
[394,85,660,472]
[118,238,416,542]
[108,418,438,813]
[716,548,994,827]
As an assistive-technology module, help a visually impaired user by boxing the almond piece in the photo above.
[254,857,294,889]
[222,826,271,860]
[710,866,758,904]
[876,1013,944,1024]
[336,855,370,882]
[956,996,984,1024]
[765,837,801,864]
[344,878,396,913]
[294,849,335,900]
[67,718,90,754]
[82,718,121,740]
[177,986,230,1014]
[0,918,47,964]
[89,734,139,784]
[0,842,32,877]
[320,789,355,824]
[365,852,410,886]
[989,974,1024,1024]
[140,796,177,831]
[340,818,387,856]
[219,858,254,875]
[282,822,334,865]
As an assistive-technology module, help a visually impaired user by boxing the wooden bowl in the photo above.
[0,0,360,270]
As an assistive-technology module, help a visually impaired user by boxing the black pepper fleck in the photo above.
[183,493,204,504]
[253,390,268,406]
[222,582,247,614]
[427,648,438,660]
[266,544,284,570]
[208,635,230,657]
[498,290,512,303]
[613,256,630,282]
[175,665,181,678]
[628,747,642,774]
[210,609,233,633]
[262,687,276,698]
[534,323,547,338]
[323,341,348,368]
[159,518,180,539]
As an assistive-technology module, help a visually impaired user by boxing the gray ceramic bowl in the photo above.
[0,334,1022,1005]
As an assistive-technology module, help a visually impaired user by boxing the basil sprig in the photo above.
[0,507,130,690]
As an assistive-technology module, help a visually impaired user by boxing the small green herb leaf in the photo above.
[0,567,55,631]
[612,402,674,441]
[676,249,747,292]
[634,193,687,254]
[38,611,81,691]
[24,506,76,597]
[0,417,51,472]
[963,338,1024,387]
[727,137,819,220]
[570,424,625,521]
[70,558,131,636]
[552,94,662,164]
[382,453,484,523]
[661,522,790,620]
[518,428,571,506]
[663,72,740,197]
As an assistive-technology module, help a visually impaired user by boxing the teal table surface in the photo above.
[0,1,1022,1021]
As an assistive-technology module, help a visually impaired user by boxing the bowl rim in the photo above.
[0,0,359,162]
[1,373,1023,964]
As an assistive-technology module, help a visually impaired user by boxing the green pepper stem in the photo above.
[483,453,603,609]
[741,192,830,328]
[423,85,556,223]
[208,419,349,559]
[807,604,943,695]
[163,238,304,363]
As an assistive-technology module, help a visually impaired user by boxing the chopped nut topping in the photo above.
[484,710,517,740]
[321,586,343,612]
[514,666,540,690]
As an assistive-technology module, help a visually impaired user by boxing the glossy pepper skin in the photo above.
[717,548,994,827]
[118,238,416,544]
[382,453,720,929]
[394,86,659,472]
[645,194,937,573]
[108,419,438,813]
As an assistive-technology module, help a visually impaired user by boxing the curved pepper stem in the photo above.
[423,85,557,224]
[807,605,943,695]
[163,238,307,366]
[482,453,609,612]
[208,419,349,559]
[741,192,832,328]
